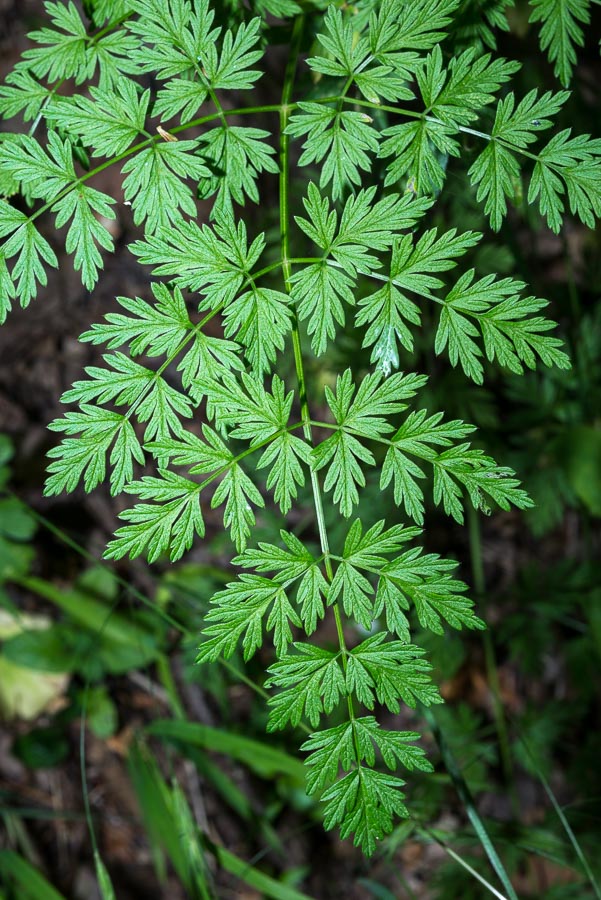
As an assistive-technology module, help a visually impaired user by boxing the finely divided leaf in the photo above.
[290,262,355,356]
[222,287,291,374]
[313,369,427,516]
[435,270,571,382]
[81,283,192,356]
[347,633,441,710]
[201,17,263,91]
[421,45,520,128]
[371,0,459,52]
[129,210,253,305]
[54,184,115,289]
[321,767,409,856]
[199,125,278,208]
[105,470,205,562]
[197,574,300,662]
[529,0,590,86]
[121,140,211,231]
[20,0,92,84]
[287,103,379,200]
[236,531,328,633]
[0,70,52,121]
[48,82,150,157]
[127,0,220,78]
[357,227,480,370]
[266,644,344,729]
[529,130,601,232]
[0,201,57,315]
[46,406,144,496]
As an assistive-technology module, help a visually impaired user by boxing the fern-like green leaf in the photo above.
[266,644,344,730]
[19,1,92,84]
[0,201,58,317]
[196,573,300,661]
[48,82,150,157]
[121,140,211,231]
[529,0,590,87]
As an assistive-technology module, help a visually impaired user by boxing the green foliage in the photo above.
[0,0,598,863]
[0,850,68,900]
[0,438,36,584]
[529,0,591,87]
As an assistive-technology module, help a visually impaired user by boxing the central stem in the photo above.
[279,16,356,726]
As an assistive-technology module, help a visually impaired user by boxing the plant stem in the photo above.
[279,15,355,726]
[415,826,510,900]
[424,707,519,900]
[279,17,322,554]
[338,95,545,163]
[466,504,517,809]
[280,18,335,583]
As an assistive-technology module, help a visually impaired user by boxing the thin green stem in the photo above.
[194,64,229,130]
[324,257,445,307]
[90,13,134,43]
[467,506,517,812]
[279,15,356,732]
[171,96,342,134]
[206,85,229,130]
[280,19,333,582]
[424,707,519,900]
[287,257,323,266]
[415,827,510,900]
[79,688,100,857]
[339,94,463,124]
[467,504,485,595]
[170,100,338,135]
[338,95,545,163]
[337,75,356,113]
[249,260,284,281]
[220,658,271,704]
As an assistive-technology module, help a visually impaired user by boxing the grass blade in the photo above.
[146,718,306,783]
[80,689,119,900]
[94,850,116,900]
[215,845,315,900]
[424,708,519,900]
[437,841,509,900]
[129,738,311,899]
[127,739,191,889]
[0,851,67,900]
[415,826,510,900]
[518,734,601,899]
